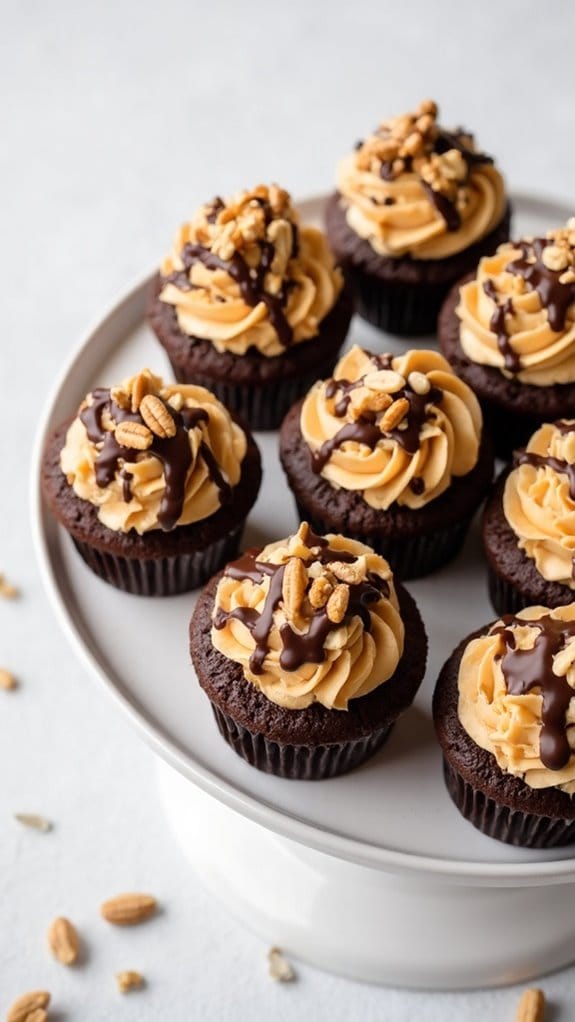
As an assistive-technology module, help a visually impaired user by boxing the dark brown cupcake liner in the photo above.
[169,357,340,432]
[487,562,534,617]
[443,758,575,848]
[294,501,471,580]
[210,703,394,779]
[72,525,243,596]
[344,265,448,337]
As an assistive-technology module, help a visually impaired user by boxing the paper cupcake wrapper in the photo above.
[210,704,394,780]
[169,356,340,432]
[347,266,446,337]
[295,502,470,581]
[443,758,575,848]
[487,562,535,617]
[72,525,243,597]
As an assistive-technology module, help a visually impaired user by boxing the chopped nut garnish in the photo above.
[329,561,363,585]
[515,987,545,1022]
[408,371,431,396]
[130,370,152,413]
[268,947,296,983]
[282,557,308,620]
[363,369,405,394]
[14,813,52,833]
[139,394,177,439]
[100,892,157,925]
[0,668,16,690]
[114,421,153,451]
[6,990,50,1022]
[47,916,80,965]
[326,583,350,624]
[380,397,410,433]
[110,386,131,411]
[542,244,570,272]
[0,574,18,599]
[116,970,145,994]
[308,576,333,609]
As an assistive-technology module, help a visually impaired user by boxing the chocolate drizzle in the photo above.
[421,181,460,232]
[507,238,575,333]
[312,354,443,474]
[483,280,519,373]
[491,614,575,771]
[514,448,575,502]
[79,388,231,532]
[213,536,390,675]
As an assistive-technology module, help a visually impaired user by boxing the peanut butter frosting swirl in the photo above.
[211,524,404,711]
[457,222,575,385]
[159,184,343,357]
[336,100,506,260]
[503,421,575,588]
[458,605,575,791]
[300,345,482,510]
[60,370,246,534]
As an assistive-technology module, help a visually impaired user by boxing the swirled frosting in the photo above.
[300,345,482,510]
[159,184,343,357]
[211,524,404,711]
[503,421,575,588]
[60,370,247,534]
[457,222,575,385]
[458,605,575,791]
[336,100,506,260]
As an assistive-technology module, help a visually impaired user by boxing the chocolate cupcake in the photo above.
[147,184,353,430]
[326,100,510,335]
[439,221,575,459]
[433,606,575,847]
[279,345,493,579]
[483,420,575,615]
[41,370,262,595]
[190,523,427,780]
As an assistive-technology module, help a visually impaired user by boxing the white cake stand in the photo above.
[32,194,575,989]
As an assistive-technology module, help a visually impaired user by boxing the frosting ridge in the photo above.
[300,345,482,510]
[503,421,575,588]
[60,370,246,534]
[211,524,404,711]
[336,100,506,260]
[457,222,575,385]
[159,184,343,357]
[458,605,575,791]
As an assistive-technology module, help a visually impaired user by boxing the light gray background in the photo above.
[2,1,575,1018]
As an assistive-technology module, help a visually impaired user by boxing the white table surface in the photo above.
[3,2,575,1018]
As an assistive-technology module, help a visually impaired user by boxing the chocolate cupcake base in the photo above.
[190,571,427,780]
[279,400,494,581]
[326,193,512,336]
[482,469,575,616]
[439,276,575,460]
[433,631,575,848]
[41,420,262,597]
[147,276,354,431]
[211,704,394,780]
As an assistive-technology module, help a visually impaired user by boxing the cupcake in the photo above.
[433,605,575,847]
[147,184,353,430]
[190,523,427,779]
[483,420,575,615]
[41,370,262,595]
[326,100,510,336]
[279,345,493,579]
[439,221,575,459]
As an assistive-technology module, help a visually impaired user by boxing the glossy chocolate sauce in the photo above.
[483,280,519,373]
[312,356,443,474]
[213,537,389,674]
[80,389,230,532]
[514,449,575,501]
[507,239,575,333]
[492,615,575,771]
